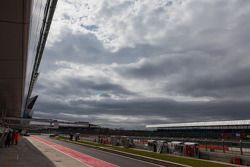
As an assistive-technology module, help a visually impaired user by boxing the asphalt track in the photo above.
[0,137,55,167]
[36,135,183,167]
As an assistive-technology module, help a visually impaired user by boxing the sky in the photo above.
[33,0,250,129]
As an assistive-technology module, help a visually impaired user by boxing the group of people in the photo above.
[3,130,20,148]
[69,133,80,141]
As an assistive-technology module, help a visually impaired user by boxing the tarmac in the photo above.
[0,137,55,167]
[0,136,169,167]
[27,136,90,167]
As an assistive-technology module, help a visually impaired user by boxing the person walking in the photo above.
[69,133,73,141]
[14,131,20,145]
[5,131,12,148]
[1,132,7,147]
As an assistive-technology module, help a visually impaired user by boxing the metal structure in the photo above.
[24,0,57,118]
[146,120,250,130]
[1,117,94,130]
[0,0,57,124]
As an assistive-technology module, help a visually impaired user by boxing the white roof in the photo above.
[171,141,183,144]
[184,142,198,145]
[146,120,250,128]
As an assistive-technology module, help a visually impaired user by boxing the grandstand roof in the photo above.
[146,120,250,129]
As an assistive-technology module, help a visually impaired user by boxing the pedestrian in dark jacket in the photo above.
[5,131,12,148]
[69,133,73,141]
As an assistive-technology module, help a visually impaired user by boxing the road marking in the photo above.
[94,148,167,167]
[53,138,184,167]
[32,136,118,167]
[53,139,166,167]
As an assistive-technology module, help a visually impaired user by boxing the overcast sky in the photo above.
[33,0,250,129]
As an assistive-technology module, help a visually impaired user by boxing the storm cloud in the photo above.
[33,0,250,129]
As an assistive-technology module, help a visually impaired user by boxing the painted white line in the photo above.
[110,149,190,167]
[94,148,166,167]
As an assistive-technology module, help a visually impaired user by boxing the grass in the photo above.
[55,136,234,167]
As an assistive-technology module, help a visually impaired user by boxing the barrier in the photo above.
[231,157,241,165]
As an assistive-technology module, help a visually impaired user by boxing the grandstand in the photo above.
[146,120,250,140]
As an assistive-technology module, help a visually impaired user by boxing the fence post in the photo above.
[205,138,208,151]
[222,139,225,153]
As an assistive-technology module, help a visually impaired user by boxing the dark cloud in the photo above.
[35,74,135,98]
[42,31,109,71]
[118,52,250,99]
[44,32,172,67]
[34,97,250,129]
[66,78,133,94]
